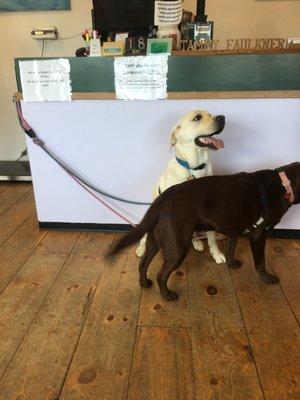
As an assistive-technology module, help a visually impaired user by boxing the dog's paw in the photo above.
[212,251,226,264]
[136,245,145,258]
[192,238,205,252]
[228,259,242,269]
[261,273,280,285]
[162,290,179,301]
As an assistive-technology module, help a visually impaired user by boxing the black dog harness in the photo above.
[244,171,293,233]
[244,177,270,233]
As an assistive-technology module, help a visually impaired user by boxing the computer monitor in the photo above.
[92,0,155,40]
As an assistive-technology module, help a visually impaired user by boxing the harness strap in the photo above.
[256,177,269,220]
[244,176,269,233]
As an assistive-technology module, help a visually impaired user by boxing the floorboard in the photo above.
[266,238,300,256]
[0,183,11,194]
[187,250,264,400]
[267,255,300,323]
[231,238,300,400]
[0,183,31,216]
[127,326,195,400]
[0,213,47,294]
[0,190,35,246]
[0,232,114,400]
[59,253,141,400]
[0,230,80,378]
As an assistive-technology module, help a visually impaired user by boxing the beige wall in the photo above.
[0,0,92,160]
[184,0,300,40]
[0,0,299,160]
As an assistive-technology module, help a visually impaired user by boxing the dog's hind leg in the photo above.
[156,241,190,301]
[207,231,226,264]
[139,233,158,288]
[225,236,242,269]
[156,219,193,300]
[157,259,184,301]
[136,234,147,258]
[249,229,279,284]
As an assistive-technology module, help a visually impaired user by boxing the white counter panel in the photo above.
[23,98,300,229]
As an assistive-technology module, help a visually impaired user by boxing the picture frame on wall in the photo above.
[0,0,71,11]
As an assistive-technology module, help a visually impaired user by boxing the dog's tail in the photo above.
[110,200,161,255]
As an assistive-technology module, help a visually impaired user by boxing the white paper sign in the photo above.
[154,0,182,26]
[114,55,168,101]
[19,59,72,102]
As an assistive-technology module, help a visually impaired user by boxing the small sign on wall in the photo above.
[19,59,72,102]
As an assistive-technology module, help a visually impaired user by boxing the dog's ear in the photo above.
[171,125,181,147]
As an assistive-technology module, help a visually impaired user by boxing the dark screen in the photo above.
[92,0,155,38]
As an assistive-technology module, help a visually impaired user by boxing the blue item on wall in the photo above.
[0,0,70,11]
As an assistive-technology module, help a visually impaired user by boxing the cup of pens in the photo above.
[82,29,101,57]
[82,29,91,55]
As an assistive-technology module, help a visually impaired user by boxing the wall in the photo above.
[0,0,92,160]
[0,0,299,160]
[183,0,300,40]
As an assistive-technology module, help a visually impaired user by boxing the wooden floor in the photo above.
[0,183,299,400]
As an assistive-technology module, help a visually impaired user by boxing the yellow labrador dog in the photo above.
[136,110,226,263]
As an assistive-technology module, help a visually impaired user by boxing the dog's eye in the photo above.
[193,114,202,121]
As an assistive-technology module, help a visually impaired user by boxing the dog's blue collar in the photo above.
[176,156,206,171]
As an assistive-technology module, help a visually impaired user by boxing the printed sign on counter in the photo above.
[114,55,168,101]
[154,0,182,26]
[19,59,72,102]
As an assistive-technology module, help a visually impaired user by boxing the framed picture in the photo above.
[0,0,71,11]
[147,38,173,55]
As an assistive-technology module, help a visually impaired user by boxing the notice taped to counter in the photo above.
[19,59,72,102]
[154,0,182,26]
[114,55,168,101]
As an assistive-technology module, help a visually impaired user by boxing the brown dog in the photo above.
[110,162,300,301]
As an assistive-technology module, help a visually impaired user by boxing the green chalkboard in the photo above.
[0,0,70,11]
[15,54,300,94]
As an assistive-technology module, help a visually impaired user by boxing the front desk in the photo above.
[15,54,300,234]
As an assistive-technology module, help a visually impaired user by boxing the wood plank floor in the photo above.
[0,183,299,400]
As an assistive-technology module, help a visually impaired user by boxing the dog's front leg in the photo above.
[207,231,226,264]
[249,229,279,284]
[225,236,242,269]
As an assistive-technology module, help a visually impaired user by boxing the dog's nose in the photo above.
[216,115,225,123]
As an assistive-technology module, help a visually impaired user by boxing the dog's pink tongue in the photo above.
[206,137,224,150]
